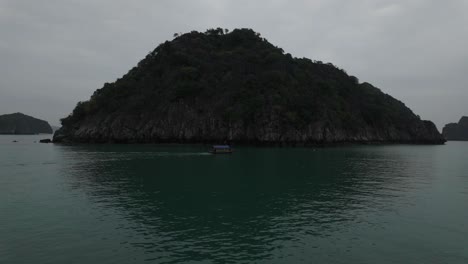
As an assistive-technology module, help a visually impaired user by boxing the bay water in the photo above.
[1,135,467,263]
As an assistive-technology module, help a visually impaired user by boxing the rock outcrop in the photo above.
[0,113,53,134]
[442,116,468,141]
[54,28,445,145]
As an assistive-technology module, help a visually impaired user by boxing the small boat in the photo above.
[210,145,233,154]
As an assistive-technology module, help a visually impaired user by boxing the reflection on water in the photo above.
[1,137,467,264]
[50,144,460,263]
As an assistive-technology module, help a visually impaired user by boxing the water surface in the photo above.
[1,135,467,263]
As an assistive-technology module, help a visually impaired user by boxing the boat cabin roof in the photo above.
[213,145,231,149]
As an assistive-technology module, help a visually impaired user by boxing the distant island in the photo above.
[0,113,53,134]
[442,116,468,141]
[54,28,445,145]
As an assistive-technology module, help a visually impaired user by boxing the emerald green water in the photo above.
[1,135,467,263]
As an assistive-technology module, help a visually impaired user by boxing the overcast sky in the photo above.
[1,0,467,129]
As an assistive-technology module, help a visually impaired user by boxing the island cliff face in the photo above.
[0,113,53,134]
[442,116,468,141]
[54,28,445,144]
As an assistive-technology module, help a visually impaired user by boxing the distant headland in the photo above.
[0,113,53,135]
[442,116,468,141]
[54,28,445,145]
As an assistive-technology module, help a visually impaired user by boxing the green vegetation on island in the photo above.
[54,28,445,144]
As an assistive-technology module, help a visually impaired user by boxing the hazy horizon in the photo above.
[1,0,467,129]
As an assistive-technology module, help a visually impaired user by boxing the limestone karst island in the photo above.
[0,113,53,135]
[54,29,445,144]
[443,116,468,141]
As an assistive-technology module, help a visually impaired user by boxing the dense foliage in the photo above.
[57,28,443,144]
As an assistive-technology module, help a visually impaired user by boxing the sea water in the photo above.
[1,135,467,263]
